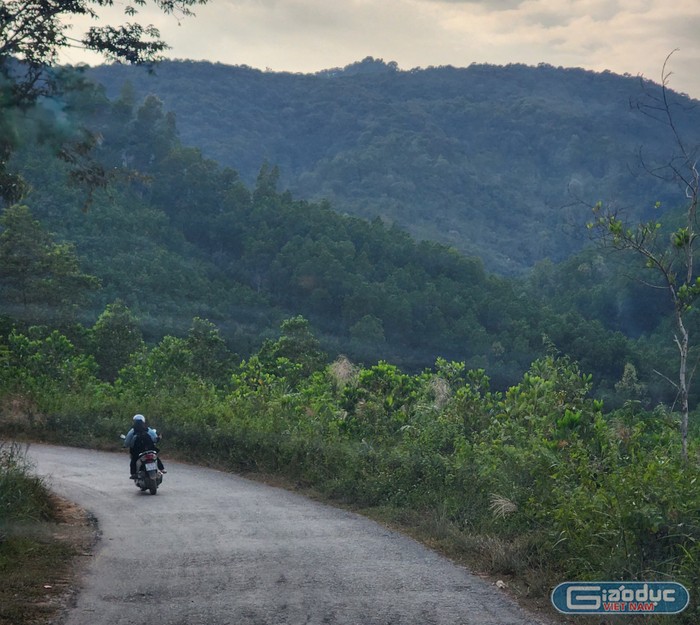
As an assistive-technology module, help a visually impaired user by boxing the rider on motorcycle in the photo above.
[123,414,166,479]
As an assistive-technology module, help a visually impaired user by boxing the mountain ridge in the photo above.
[86,57,700,273]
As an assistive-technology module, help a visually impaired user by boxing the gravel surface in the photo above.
[27,443,553,625]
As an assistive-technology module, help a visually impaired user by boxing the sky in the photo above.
[61,0,700,99]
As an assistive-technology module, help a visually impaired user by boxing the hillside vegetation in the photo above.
[88,58,700,273]
[1,61,699,623]
[2,67,696,402]
[2,75,650,392]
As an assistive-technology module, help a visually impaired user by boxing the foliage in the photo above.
[3,72,693,405]
[1,62,695,407]
[87,59,700,274]
[587,55,700,460]
[257,315,326,384]
[0,0,208,104]
[0,80,555,381]
[0,0,208,239]
[0,205,99,325]
[5,327,98,392]
[185,317,236,386]
[91,300,144,381]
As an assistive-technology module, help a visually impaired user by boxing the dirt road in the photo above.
[27,444,550,625]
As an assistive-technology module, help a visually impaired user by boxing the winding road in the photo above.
[27,444,551,625]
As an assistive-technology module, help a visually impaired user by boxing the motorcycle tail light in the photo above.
[143,452,156,461]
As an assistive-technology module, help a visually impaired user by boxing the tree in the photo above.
[186,317,235,385]
[0,0,208,206]
[91,300,144,381]
[258,315,327,380]
[614,362,648,405]
[350,314,386,345]
[587,53,699,460]
[7,326,99,390]
[0,0,208,103]
[0,204,100,323]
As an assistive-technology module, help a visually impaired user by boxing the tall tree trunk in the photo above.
[676,310,689,462]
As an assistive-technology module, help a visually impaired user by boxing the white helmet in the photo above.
[133,414,146,422]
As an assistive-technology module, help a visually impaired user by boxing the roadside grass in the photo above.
[0,442,54,520]
[0,442,95,625]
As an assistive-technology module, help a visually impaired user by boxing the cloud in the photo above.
[58,0,700,99]
[426,0,700,94]
[421,0,527,8]
[154,0,458,72]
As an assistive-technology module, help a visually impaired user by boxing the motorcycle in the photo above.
[133,448,163,495]
[120,434,164,495]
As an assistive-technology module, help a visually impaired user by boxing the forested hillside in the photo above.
[88,58,700,273]
[3,67,696,406]
[4,73,671,399]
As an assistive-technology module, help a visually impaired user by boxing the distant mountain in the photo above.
[3,64,680,399]
[87,58,700,274]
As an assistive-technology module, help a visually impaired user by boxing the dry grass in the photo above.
[329,355,359,388]
[489,493,518,518]
[429,376,452,410]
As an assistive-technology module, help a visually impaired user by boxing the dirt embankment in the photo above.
[0,494,98,625]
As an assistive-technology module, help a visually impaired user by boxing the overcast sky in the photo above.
[62,0,700,99]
